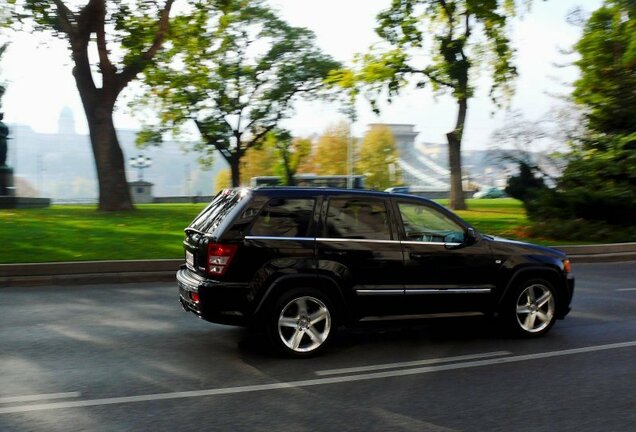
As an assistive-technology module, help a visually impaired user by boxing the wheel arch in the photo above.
[253,274,350,324]
[497,266,567,316]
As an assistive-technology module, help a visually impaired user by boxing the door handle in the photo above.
[410,252,426,259]
[324,250,347,256]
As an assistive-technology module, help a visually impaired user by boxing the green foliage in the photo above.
[266,130,312,186]
[10,0,179,211]
[573,0,636,135]
[505,161,547,203]
[329,0,523,210]
[13,0,176,75]
[525,1,636,230]
[0,42,6,110]
[137,0,340,186]
[336,0,519,107]
[356,125,401,190]
[527,186,635,226]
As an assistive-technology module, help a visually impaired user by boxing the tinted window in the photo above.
[325,198,391,240]
[189,189,248,234]
[249,198,316,237]
[398,202,465,243]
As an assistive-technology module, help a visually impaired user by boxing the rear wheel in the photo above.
[504,279,557,337]
[268,288,335,357]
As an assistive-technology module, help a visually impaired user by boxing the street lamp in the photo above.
[129,154,152,181]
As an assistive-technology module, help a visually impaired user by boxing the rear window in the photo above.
[189,189,248,234]
[249,198,316,237]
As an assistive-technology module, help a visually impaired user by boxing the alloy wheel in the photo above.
[515,283,555,334]
[277,295,332,353]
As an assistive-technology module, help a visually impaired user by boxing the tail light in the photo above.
[206,243,238,276]
[563,259,571,273]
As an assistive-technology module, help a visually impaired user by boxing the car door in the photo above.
[316,196,405,317]
[395,198,496,314]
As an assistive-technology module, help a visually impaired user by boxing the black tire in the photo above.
[266,287,336,357]
[502,278,558,337]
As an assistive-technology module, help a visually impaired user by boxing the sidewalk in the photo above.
[1,243,635,287]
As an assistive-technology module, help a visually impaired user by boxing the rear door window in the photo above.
[325,198,392,240]
[249,198,316,238]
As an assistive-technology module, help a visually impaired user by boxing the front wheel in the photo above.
[267,288,335,357]
[504,279,557,337]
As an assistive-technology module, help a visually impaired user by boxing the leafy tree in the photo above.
[573,0,636,137]
[240,138,277,184]
[214,169,231,192]
[356,125,400,190]
[137,0,340,187]
[11,0,179,211]
[526,0,635,233]
[565,1,634,218]
[0,43,6,110]
[267,130,312,186]
[334,0,521,209]
[505,161,546,203]
[313,122,350,176]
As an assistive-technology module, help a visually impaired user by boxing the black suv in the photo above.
[177,187,574,356]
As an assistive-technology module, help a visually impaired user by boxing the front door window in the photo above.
[398,202,465,244]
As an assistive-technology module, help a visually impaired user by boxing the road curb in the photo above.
[0,260,181,288]
[1,244,635,287]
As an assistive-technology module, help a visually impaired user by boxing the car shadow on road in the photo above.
[236,314,506,358]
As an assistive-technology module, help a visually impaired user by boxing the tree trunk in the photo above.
[446,97,467,210]
[230,154,241,187]
[86,103,134,211]
[286,170,296,186]
[282,153,295,186]
[71,26,134,212]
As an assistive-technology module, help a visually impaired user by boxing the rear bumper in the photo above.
[176,266,252,326]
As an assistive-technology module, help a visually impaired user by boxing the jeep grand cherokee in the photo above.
[177,188,574,356]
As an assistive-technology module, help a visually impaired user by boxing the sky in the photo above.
[1,0,602,150]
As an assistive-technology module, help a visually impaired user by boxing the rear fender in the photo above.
[253,274,350,324]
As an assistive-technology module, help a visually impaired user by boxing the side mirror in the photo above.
[466,227,477,245]
[444,228,476,250]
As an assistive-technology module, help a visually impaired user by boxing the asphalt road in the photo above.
[1,261,635,432]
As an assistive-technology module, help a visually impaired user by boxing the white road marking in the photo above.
[0,392,81,404]
[315,351,511,376]
[1,341,635,415]
[616,288,636,291]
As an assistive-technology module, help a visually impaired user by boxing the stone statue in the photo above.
[0,113,8,167]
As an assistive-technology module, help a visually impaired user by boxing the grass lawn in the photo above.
[0,198,550,264]
[0,204,207,264]
[437,198,531,240]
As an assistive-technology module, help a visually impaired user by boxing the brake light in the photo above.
[563,259,571,273]
[206,243,238,276]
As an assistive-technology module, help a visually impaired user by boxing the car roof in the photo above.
[248,186,437,204]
